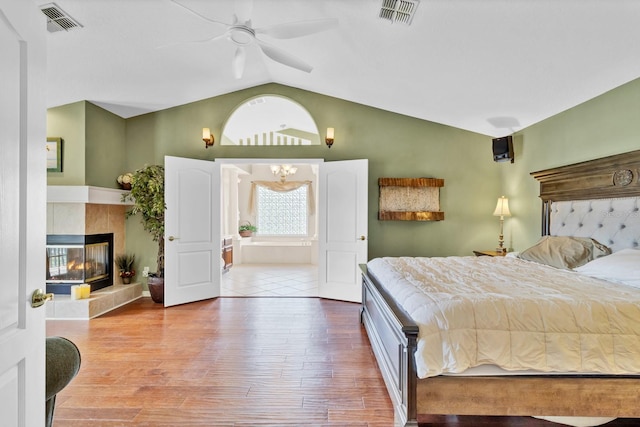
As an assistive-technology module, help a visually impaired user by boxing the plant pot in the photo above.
[122,277,131,284]
[239,230,253,237]
[147,276,164,303]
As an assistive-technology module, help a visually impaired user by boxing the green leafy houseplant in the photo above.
[122,165,166,277]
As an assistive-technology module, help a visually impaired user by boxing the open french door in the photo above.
[318,159,368,303]
[164,156,221,307]
[164,157,367,306]
[0,0,47,424]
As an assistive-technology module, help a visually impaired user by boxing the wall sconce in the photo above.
[492,196,511,253]
[325,127,334,148]
[202,128,214,148]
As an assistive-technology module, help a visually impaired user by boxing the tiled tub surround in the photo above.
[237,237,318,264]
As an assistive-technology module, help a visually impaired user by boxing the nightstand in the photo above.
[473,250,507,257]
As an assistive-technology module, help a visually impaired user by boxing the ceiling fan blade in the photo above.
[233,46,246,79]
[156,33,226,49]
[170,0,230,26]
[256,39,313,73]
[234,0,254,25]
[255,18,339,39]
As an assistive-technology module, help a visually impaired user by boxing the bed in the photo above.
[360,149,640,427]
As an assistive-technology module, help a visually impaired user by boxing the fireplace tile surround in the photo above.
[47,186,141,318]
[45,282,142,319]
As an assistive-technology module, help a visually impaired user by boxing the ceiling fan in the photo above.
[169,0,338,79]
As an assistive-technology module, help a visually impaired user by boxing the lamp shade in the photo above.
[493,196,511,217]
[326,127,334,139]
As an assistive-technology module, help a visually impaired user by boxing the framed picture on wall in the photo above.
[46,137,62,172]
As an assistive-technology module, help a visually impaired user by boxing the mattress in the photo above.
[367,256,640,379]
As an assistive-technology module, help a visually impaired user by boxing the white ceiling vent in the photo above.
[379,0,419,25]
[40,3,83,33]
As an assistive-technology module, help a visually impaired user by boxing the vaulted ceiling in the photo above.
[44,0,640,137]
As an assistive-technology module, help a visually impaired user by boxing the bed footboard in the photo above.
[360,265,640,425]
[360,265,419,427]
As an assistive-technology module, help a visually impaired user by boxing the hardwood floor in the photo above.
[47,297,635,427]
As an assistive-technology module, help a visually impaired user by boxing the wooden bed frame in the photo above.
[361,149,640,426]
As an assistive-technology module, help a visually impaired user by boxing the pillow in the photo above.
[517,236,611,270]
[573,248,640,288]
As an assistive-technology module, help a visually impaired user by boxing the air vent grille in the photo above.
[40,3,83,32]
[379,0,419,25]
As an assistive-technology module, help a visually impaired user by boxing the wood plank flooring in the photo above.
[47,297,635,427]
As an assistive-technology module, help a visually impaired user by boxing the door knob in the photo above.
[168,236,179,241]
[31,289,54,308]
[359,236,366,241]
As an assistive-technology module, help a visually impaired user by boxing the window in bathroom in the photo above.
[256,186,308,235]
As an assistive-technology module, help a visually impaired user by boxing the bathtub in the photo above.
[237,239,317,264]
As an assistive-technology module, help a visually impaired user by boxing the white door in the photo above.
[318,160,368,303]
[164,156,221,307]
[0,0,47,425]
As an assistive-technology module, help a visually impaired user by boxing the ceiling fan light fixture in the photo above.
[170,0,336,77]
[228,26,255,45]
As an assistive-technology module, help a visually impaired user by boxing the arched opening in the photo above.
[221,95,321,146]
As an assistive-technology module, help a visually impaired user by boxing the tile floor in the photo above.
[221,263,318,297]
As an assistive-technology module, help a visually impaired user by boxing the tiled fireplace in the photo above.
[46,186,142,319]
[46,233,114,294]
[47,186,129,277]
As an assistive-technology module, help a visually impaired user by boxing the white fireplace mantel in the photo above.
[47,186,133,205]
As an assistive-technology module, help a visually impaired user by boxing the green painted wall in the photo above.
[123,83,501,272]
[47,101,86,185]
[52,79,640,274]
[85,102,127,187]
[47,100,127,187]
[506,77,640,251]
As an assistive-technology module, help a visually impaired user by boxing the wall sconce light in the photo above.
[325,127,334,148]
[202,128,214,148]
[492,196,511,253]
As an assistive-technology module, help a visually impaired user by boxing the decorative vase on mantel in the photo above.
[116,172,133,190]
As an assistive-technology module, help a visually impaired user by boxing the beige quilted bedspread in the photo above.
[367,256,640,379]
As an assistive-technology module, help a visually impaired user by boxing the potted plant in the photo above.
[239,222,257,237]
[115,253,136,284]
[122,164,166,303]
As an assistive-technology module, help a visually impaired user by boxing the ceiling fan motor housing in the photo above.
[228,25,255,45]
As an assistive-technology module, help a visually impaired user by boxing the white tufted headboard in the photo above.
[532,149,640,252]
[550,197,640,252]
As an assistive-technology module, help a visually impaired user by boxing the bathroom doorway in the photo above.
[164,156,367,306]
[220,160,320,297]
